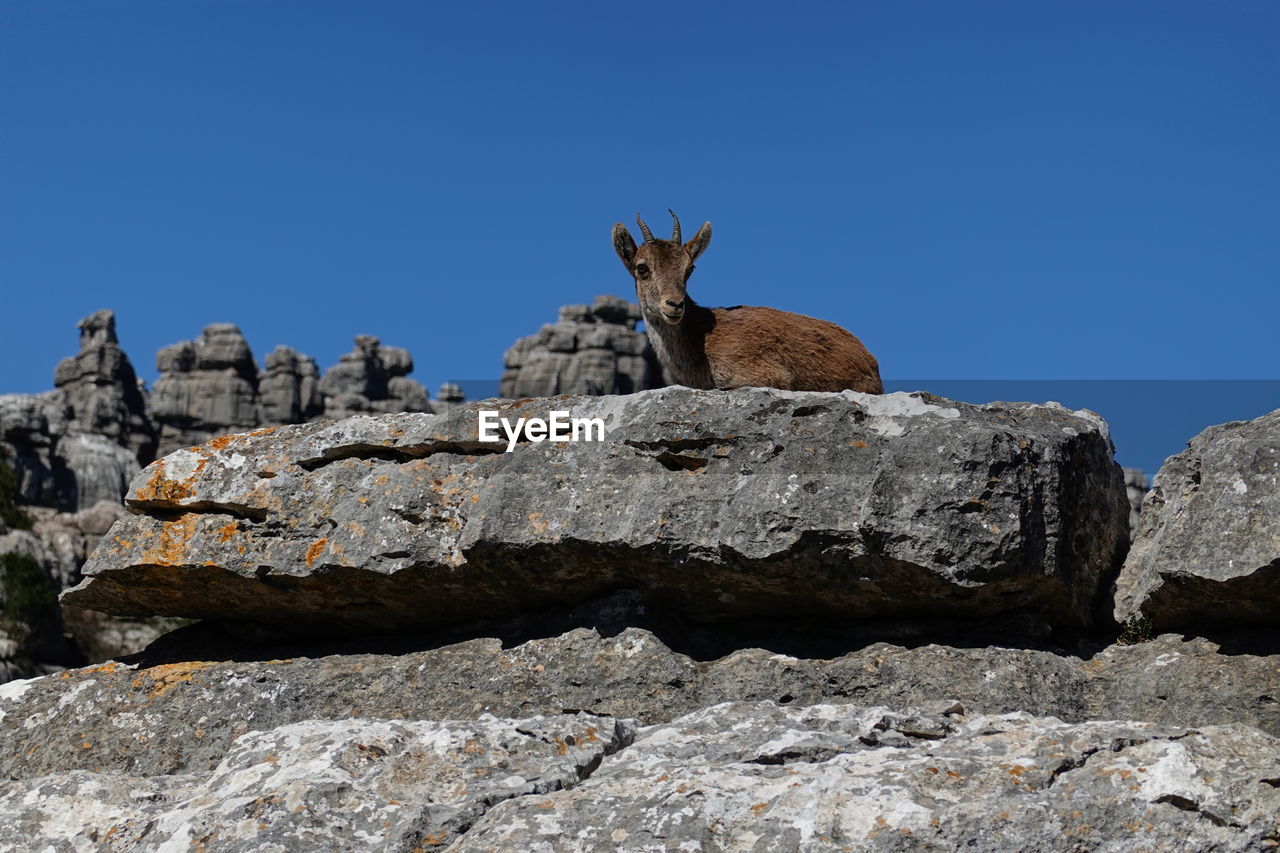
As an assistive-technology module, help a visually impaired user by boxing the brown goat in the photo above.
[612,211,883,393]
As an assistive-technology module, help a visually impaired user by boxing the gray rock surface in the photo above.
[51,309,155,460]
[1123,466,1149,536]
[0,311,153,511]
[501,295,662,397]
[63,388,1129,635]
[0,712,631,852]
[151,324,263,455]
[1115,408,1280,630]
[1,691,1276,851]
[259,344,323,425]
[5,626,1275,783]
[319,335,431,418]
[456,701,1280,852]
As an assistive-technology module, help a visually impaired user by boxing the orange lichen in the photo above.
[138,514,202,566]
[217,523,238,542]
[132,661,217,698]
[305,538,328,568]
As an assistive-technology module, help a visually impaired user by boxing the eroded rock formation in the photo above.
[63,389,1129,638]
[1115,408,1280,631]
[318,335,430,418]
[501,295,661,397]
[0,310,152,512]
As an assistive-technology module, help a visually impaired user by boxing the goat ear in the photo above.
[612,224,637,269]
[684,221,712,262]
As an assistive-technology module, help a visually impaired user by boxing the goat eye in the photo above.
[635,264,649,278]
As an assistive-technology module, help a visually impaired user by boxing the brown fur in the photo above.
[612,212,883,394]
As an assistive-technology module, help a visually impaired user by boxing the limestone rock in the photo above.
[501,295,661,397]
[150,324,262,455]
[319,335,431,418]
[456,702,1280,852]
[63,388,1128,636]
[1115,408,1280,630]
[258,345,323,425]
[51,310,155,460]
[433,381,466,412]
[1,311,154,511]
[1123,466,1149,537]
[0,712,631,852]
[2,626,1277,782]
[0,687,1276,851]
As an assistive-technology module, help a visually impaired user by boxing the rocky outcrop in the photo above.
[63,388,1129,637]
[52,309,156,460]
[151,323,263,455]
[0,311,152,512]
[318,335,430,418]
[0,710,631,852]
[6,383,1280,846]
[1123,466,1150,537]
[457,702,1280,852]
[1115,408,1280,631]
[3,626,1277,782]
[2,674,1277,851]
[258,345,323,425]
[501,295,661,397]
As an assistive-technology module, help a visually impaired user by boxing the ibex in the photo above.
[612,211,883,393]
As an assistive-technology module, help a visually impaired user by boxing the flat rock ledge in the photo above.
[2,629,1276,782]
[1,698,1276,852]
[62,388,1128,635]
[1115,408,1280,630]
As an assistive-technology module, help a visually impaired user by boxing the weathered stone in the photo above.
[0,712,631,852]
[319,335,431,418]
[1123,465,1150,537]
[1115,408,1280,631]
[150,324,262,455]
[501,295,661,397]
[51,310,155,461]
[6,623,1274,783]
[259,345,323,425]
[62,388,1128,636]
[1,312,153,511]
[456,702,1280,852]
[433,381,466,413]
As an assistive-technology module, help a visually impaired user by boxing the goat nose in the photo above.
[664,298,684,311]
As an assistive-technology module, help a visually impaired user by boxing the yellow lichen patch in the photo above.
[849,440,868,449]
[749,802,769,816]
[217,522,238,542]
[207,435,239,451]
[305,538,329,568]
[81,742,93,749]
[527,512,551,535]
[133,661,218,698]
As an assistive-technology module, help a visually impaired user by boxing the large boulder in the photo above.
[63,388,1129,637]
[501,295,661,397]
[1114,408,1280,631]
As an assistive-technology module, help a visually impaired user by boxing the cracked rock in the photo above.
[1115,407,1280,631]
[62,387,1129,636]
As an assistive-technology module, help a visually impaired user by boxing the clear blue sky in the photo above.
[2,2,1277,456]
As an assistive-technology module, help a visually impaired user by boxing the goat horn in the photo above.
[635,213,655,243]
[669,209,681,244]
